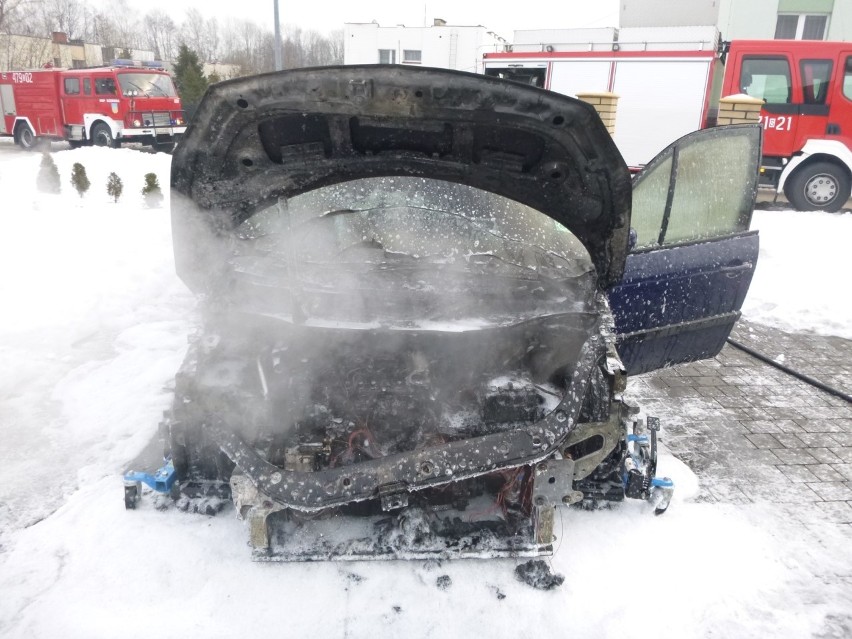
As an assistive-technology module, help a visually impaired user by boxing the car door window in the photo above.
[631,126,760,249]
[631,155,671,249]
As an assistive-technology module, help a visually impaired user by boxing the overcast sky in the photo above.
[104,0,620,40]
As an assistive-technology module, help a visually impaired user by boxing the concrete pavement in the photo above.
[626,316,852,524]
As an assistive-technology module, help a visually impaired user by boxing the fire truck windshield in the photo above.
[117,73,178,98]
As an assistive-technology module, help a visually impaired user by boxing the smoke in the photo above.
[171,177,601,457]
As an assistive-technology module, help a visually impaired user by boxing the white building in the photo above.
[620,0,852,41]
[344,19,508,74]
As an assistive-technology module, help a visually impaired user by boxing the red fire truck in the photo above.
[722,40,852,212]
[484,30,852,211]
[0,61,186,151]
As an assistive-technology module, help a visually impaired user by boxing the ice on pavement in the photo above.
[0,144,850,638]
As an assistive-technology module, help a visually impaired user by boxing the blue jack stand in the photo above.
[124,458,177,509]
[623,416,674,515]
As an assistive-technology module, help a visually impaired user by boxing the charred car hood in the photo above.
[171,65,631,288]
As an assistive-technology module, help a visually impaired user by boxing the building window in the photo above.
[775,13,829,40]
[402,49,422,64]
[802,15,828,39]
[64,78,80,95]
[378,49,396,64]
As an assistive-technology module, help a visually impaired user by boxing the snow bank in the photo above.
[0,147,194,534]
[744,209,852,339]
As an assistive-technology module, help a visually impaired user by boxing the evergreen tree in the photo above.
[141,172,163,208]
[107,172,123,203]
[173,44,209,117]
[207,71,222,85]
[36,153,61,194]
[70,163,90,198]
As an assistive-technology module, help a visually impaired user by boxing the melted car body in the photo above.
[126,66,760,560]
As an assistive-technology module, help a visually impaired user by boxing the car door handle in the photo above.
[720,263,749,278]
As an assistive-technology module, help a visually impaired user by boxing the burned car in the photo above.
[125,66,760,561]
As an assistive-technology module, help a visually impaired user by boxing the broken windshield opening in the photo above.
[235,177,594,280]
[225,177,598,329]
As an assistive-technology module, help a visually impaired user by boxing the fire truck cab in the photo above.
[483,29,852,212]
[723,40,852,212]
[0,61,186,151]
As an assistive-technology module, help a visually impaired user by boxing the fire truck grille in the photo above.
[152,112,172,128]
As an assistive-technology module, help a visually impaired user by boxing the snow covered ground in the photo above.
[0,145,850,638]
[744,207,852,340]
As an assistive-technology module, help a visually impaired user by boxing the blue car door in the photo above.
[608,124,762,375]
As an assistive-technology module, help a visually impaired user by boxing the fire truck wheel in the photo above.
[784,161,851,213]
[14,124,36,150]
[91,123,117,148]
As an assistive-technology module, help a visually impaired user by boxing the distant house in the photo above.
[344,18,508,74]
[0,32,104,72]
[0,32,160,73]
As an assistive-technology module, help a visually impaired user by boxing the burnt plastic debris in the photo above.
[514,559,565,590]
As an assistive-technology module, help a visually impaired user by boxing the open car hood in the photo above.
[171,65,632,287]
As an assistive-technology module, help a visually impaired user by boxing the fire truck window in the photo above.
[95,78,117,95]
[740,57,791,104]
[64,78,80,95]
[116,73,178,97]
[801,60,832,104]
[83,78,91,95]
[484,67,546,88]
[844,57,852,101]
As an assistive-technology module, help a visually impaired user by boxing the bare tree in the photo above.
[204,16,219,61]
[107,0,142,49]
[327,28,343,64]
[221,18,273,75]
[144,9,176,60]
[2,0,41,35]
[39,0,85,40]
[280,25,343,69]
[179,9,221,61]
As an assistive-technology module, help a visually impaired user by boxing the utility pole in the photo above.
[273,0,283,71]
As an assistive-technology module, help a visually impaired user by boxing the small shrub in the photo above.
[107,172,123,202]
[37,153,61,194]
[141,172,163,208]
[70,163,90,198]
